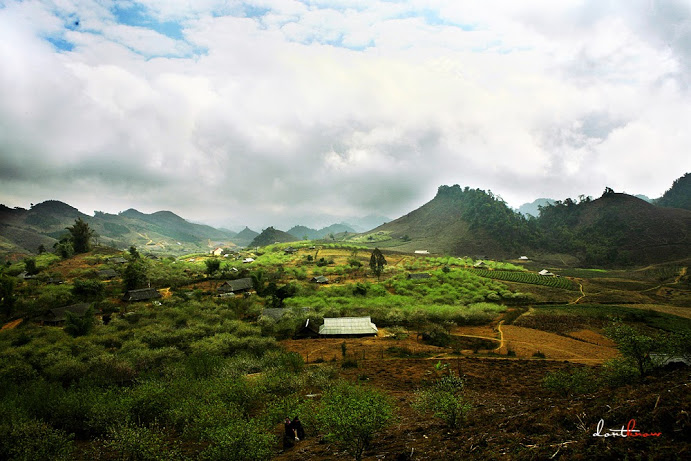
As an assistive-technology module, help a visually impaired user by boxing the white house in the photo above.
[538,269,555,276]
[210,247,223,256]
[414,250,430,255]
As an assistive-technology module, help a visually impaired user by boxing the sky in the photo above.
[1,0,691,230]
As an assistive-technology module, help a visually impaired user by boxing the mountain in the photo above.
[287,223,356,240]
[0,200,237,256]
[517,198,556,218]
[233,227,260,247]
[537,190,691,265]
[364,185,534,258]
[657,172,691,210]
[249,227,298,248]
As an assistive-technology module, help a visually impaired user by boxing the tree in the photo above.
[316,382,393,461]
[64,306,95,337]
[605,321,664,377]
[53,238,73,259]
[123,259,148,291]
[23,258,38,275]
[72,279,105,301]
[205,258,221,276]
[0,275,17,317]
[369,248,387,279]
[128,246,140,259]
[65,218,95,254]
[37,244,46,254]
[412,369,469,429]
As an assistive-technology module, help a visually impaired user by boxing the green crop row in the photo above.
[469,269,578,290]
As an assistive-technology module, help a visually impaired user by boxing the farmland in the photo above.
[1,243,690,460]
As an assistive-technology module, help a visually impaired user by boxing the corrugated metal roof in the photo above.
[319,316,378,336]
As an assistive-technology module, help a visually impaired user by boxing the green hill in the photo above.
[249,227,299,248]
[657,172,691,210]
[357,185,535,258]
[537,190,691,265]
[0,200,237,256]
[287,223,355,240]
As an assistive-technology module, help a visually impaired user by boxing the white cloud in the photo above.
[1,0,690,228]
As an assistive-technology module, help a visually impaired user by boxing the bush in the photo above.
[98,424,183,461]
[599,358,639,387]
[316,382,394,461]
[542,368,597,396]
[0,414,74,461]
[412,370,469,429]
[200,419,274,461]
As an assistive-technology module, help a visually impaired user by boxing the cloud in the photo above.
[1,1,690,229]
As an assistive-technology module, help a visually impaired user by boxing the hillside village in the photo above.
[0,177,690,460]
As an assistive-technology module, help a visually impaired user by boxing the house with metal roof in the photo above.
[98,269,118,280]
[319,317,378,337]
[311,275,329,284]
[122,288,162,302]
[217,277,254,294]
[40,303,92,326]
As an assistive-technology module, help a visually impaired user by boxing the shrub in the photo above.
[316,382,394,461]
[599,358,639,387]
[412,370,469,429]
[200,419,274,461]
[99,424,183,461]
[543,368,597,396]
[0,414,74,461]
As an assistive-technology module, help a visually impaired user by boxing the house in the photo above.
[311,275,329,284]
[414,250,429,255]
[122,288,162,302]
[474,261,488,268]
[284,247,298,254]
[407,273,431,280]
[319,317,378,337]
[243,258,255,263]
[538,269,555,277]
[40,303,91,326]
[295,318,321,338]
[98,269,119,280]
[217,277,253,294]
[210,247,223,256]
[518,256,529,260]
[109,257,127,265]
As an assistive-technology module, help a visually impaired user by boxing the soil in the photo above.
[272,356,690,460]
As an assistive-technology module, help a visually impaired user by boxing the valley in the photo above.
[1,240,689,460]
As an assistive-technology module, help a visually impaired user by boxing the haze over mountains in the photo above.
[1,173,690,267]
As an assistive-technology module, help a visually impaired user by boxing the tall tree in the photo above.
[369,248,387,279]
[66,218,95,254]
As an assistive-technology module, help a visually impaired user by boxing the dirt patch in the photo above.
[1,318,23,331]
[281,335,448,363]
[500,325,618,362]
[274,359,690,461]
[564,329,616,347]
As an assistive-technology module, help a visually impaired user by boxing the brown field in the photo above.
[273,358,690,461]
[499,325,619,363]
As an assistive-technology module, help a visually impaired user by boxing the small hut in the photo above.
[122,288,161,302]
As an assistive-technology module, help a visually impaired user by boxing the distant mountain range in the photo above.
[360,174,691,266]
[287,223,356,240]
[2,173,689,267]
[0,201,239,256]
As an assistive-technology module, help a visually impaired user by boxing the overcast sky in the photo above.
[1,1,690,230]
